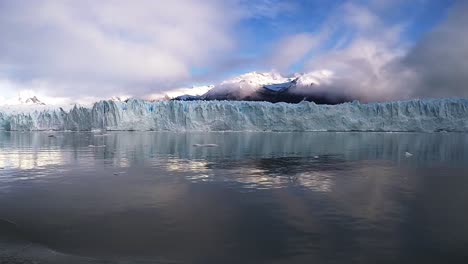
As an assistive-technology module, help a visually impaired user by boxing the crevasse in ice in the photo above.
[0,98,467,132]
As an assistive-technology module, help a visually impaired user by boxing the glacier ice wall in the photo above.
[0,98,467,132]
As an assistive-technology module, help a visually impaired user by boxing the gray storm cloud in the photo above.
[403,1,468,98]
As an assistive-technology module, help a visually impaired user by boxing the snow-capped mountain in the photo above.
[147,85,213,101]
[220,71,291,87]
[110,96,130,102]
[14,95,46,105]
[0,95,54,116]
[0,92,48,107]
[22,96,46,105]
[201,72,291,100]
[174,71,348,104]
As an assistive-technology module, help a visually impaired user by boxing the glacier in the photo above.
[0,98,467,132]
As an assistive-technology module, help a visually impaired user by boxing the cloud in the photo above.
[239,0,297,20]
[403,0,468,98]
[0,0,243,99]
[305,28,412,101]
[341,2,381,31]
[267,33,320,72]
[0,79,71,105]
[267,0,463,102]
[192,0,465,103]
[154,0,464,104]
[293,2,412,101]
[146,85,214,101]
[1,0,465,104]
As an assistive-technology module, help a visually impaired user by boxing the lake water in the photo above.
[1,131,468,264]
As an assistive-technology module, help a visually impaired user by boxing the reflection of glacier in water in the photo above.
[1,131,468,263]
[1,98,468,132]
[1,131,467,188]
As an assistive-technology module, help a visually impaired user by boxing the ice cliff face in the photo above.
[0,98,467,132]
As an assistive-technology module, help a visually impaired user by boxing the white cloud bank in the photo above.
[0,0,243,101]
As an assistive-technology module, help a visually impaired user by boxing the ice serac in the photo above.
[0,98,467,132]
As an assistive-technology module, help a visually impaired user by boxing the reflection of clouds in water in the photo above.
[227,170,334,192]
[331,164,406,222]
[0,150,63,170]
[117,157,130,168]
[171,156,336,192]
[166,159,210,173]
[295,172,333,192]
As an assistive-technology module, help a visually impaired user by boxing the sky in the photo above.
[0,0,466,105]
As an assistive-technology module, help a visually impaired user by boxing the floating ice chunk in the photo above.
[193,144,219,147]
[405,152,413,157]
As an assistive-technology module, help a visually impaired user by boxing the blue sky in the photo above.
[187,0,457,89]
[0,0,466,104]
[212,0,454,77]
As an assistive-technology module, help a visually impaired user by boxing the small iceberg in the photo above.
[193,144,218,148]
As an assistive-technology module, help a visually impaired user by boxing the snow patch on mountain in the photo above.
[110,96,130,102]
[23,96,46,105]
[199,70,340,101]
[149,85,214,101]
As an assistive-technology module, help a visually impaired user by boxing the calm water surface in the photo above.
[0,131,468,264]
